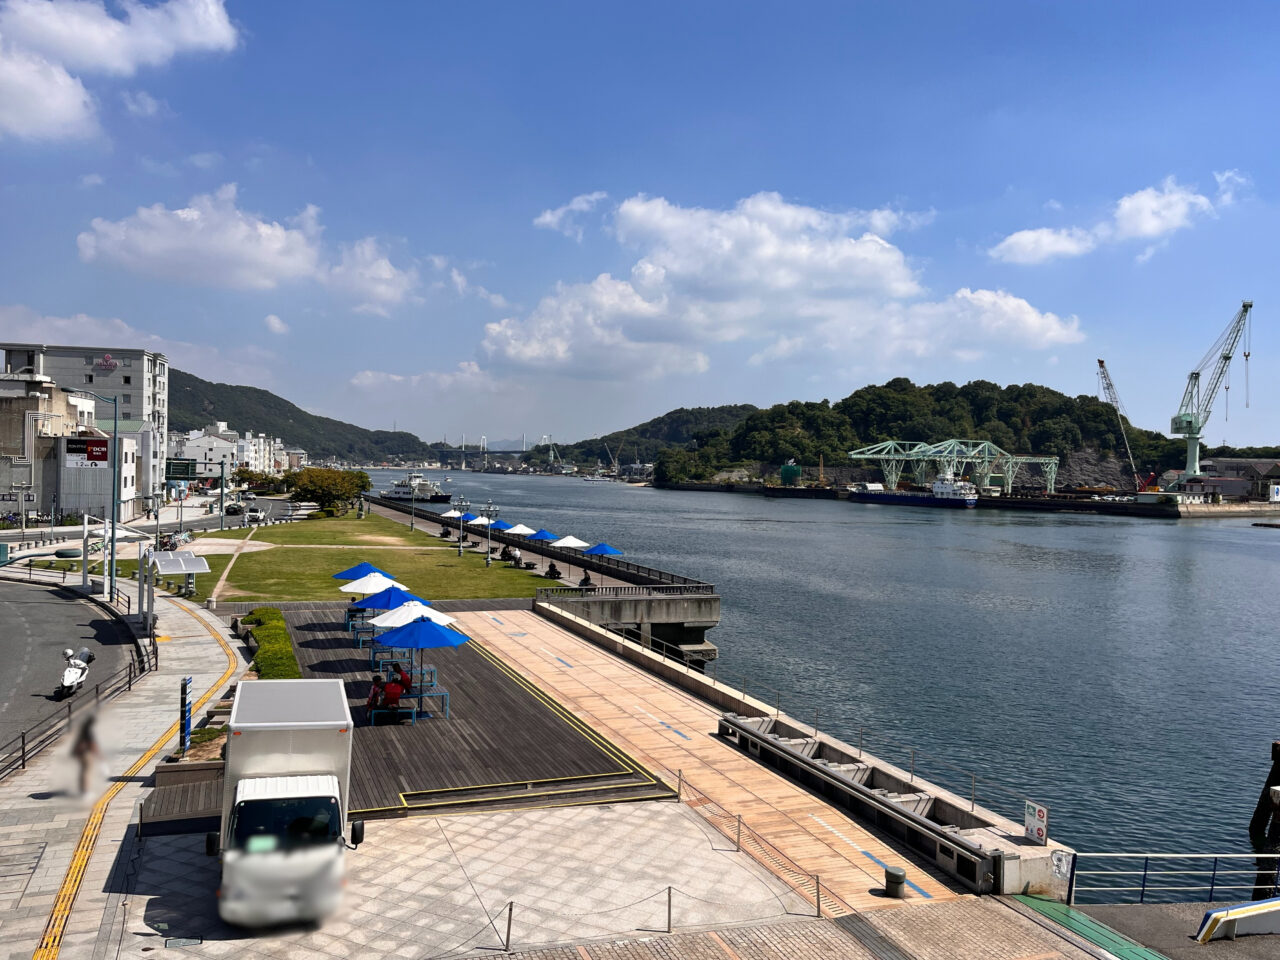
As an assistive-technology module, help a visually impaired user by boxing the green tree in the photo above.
[289,468,371,509]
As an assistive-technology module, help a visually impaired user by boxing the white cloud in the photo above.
[350,361,498,393]
[449,266,507,308]
[0,39,97,140]
[990,175,1228,264]
[533,191,607,241]
[77,183,322,290]
[1213,169,1250,207]
[77,171,103,187]
[987,227,1097,265]
[0,0,237,77]
[482,192,1071,382]
[138,154,177,176]
[326,237,419,316]
[0,0,236,141]
[120,88,160,116]
[186,150,221,168]
[263,313,288,335]
[1110,177,1212,240]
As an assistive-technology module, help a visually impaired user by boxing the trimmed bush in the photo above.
[244,607,302,679]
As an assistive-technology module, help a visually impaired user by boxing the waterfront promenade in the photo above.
[0,527,1182,959]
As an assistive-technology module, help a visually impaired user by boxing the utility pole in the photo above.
[219,461,226,531]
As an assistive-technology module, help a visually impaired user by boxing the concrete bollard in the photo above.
[884,866,906,899]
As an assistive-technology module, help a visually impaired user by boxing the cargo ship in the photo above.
[846,475,978,508]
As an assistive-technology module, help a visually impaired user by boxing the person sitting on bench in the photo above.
[365,675,385,713]
[366,672,407,719]
[578,572,594,587]
[511,547,522,567]
[390,662,413,694]
[499,544,513,562]
[546,562,562,580]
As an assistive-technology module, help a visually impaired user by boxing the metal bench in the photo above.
[368,704,416,725]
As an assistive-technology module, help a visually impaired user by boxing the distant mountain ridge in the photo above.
[168,369,436,462]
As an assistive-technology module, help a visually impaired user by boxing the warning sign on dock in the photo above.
[1024,800,1049,845]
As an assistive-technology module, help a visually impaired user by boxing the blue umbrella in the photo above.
[526,529,557,542]
[375,618,471,701]
[459,512,478,522]
[583,542,623,556]
[490,519,514,531]
[332,561,391,581]
[352,586,430,610]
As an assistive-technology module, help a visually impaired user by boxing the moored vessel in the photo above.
[846,475,978,508]
[381,473,452,503]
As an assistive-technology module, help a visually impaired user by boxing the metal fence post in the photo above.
[814,875,821,917]
[1208,857,1218,901]
[19,732,25,770]
[127,661,133,692]
[1139,856,1149,903]
[504,901,513,952]
[666,885,672,933]
[736,814,742,852]
[676,769,683,801]
[970,773,976,812]
[909,749,915,784]
[857,727,863,758]
[1066,853,1078,906]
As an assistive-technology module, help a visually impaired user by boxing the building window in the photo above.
[84,373,93,384]
[123,376,131,385]
[122,394,132,404]
[122,357,132,367]
[84,355,93,365]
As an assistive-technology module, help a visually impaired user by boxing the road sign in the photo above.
[1024,800,1049,845]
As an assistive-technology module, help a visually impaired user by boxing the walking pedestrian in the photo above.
[71,716,98,795]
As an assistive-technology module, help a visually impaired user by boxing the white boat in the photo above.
[846,474,978,509]
[380,473,451,504]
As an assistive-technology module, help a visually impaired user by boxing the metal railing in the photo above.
[1069,852,1280,904]
[366,496,713,587]
[671,769,854,917]
[0,659,146,781]
[537,583,717,599]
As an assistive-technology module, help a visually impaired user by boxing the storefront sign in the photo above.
[94,354,119,371]
[66,438,109,468]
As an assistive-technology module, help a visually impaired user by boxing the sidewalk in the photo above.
[0,569,242,960]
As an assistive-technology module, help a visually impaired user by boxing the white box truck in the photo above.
[206,679,365,927]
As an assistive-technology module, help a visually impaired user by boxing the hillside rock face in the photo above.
[1056,446,1133,489]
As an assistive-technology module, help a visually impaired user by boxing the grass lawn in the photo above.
[221,545,543,602]
[41,554,232,603]
[195,527,254,541]
[230,511,423,547]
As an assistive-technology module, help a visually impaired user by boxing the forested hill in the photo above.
[655,377,1276,482]
[526,404,759,467]
[169,369,435,462]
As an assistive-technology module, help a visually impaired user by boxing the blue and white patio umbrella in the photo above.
[583,543,623,556]
[351,586,429,610]
[332,561,391,580]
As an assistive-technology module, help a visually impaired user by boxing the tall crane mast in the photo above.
[1171,300,1253,480]
[1096,359,1142,491]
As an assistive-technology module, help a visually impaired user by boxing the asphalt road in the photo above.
[0,494,299,543]
[0,580,135,742]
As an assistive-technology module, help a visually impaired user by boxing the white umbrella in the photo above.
[467,516,493,526]
[370,601,456,628]
[440,509,462,518]
[551,535,590,549]
[340,572,407,594]
[505,523,535,536]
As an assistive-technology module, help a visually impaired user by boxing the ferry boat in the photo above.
[846,475,978,509]
[381,473,452,503]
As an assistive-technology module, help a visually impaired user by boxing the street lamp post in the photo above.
[481,499,499,567]
[61,387,119,601]
[409,482,416,532]
[455,496,470,557]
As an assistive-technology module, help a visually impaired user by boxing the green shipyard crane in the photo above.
[1171,299,1253,480]
[1096,359,1142,491]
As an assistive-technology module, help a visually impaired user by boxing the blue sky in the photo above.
[0,1,1276,447]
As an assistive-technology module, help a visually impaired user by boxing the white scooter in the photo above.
[55,647,94,700]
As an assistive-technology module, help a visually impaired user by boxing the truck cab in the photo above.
[208,679,363,927]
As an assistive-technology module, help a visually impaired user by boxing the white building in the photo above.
[0,342,168,504]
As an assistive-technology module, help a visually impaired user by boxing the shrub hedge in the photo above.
[243,606,302,679]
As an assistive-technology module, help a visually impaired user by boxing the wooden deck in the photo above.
[452,609,970,913]
[283,610,671,817]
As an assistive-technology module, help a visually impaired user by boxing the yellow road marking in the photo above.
[33,601,238,960]
[155,634,172,643]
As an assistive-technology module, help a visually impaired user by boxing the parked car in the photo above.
[244,492,257,501]
[224,503,244,516]
[246,507,265,522]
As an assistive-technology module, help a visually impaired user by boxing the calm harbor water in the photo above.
[370,469,1280,854]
